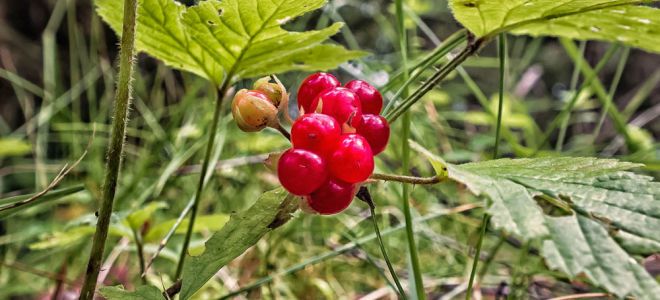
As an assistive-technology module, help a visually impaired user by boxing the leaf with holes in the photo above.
[411,140,660,298]
[449,0,660,53]
[96,0,367,86]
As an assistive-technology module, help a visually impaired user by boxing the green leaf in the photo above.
[449,0,660,53]
[0,185,86,219]
[543,215,660,299]
[180,188,298,299]
[29,225,131,250]
[0,138,31,158]
[125,201,168,230]
[95,0,367,86]
[411,141,660,298]
[143,214,229,243]
[99,285,163,300]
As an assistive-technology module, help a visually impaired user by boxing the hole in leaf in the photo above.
[208,20,215,25]
[533,194,573,217]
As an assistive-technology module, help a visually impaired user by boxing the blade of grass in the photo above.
[79,0,138,297]
[592,47,629,143]
[556,41,586,152]
[395,0,425,298]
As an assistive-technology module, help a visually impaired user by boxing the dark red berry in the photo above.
[291,113,341,158]
[357,114,390,155]
[297,72,340,114]
[277,149,327,196]
[328,134,374,183]
[344,80,383,115]
[311,87,362,128]
[306,178,355,215]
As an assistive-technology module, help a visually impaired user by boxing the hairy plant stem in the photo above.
[79,0,138,298]
[175,81,229,279]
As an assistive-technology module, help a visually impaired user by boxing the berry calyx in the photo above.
[277,149,328,196]
[328,134,374,183]
[297,72,340,114]
[311,87,362,129]
[291,113,341,158]
[231,89,278,132]
[344,80,383,115]
[357,114,390,155]
[306,178,355,215]
[253,77,284,107]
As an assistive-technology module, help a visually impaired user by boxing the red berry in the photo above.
[357,114,390,155]
[306,178,355,215]
[344,80,383,115]
[297,72,340,113]
[291,113,341,158]
[312,87,362,128]
[277,149,327,196]
[328,134,374,183]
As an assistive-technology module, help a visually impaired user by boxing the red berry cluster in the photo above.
[278,73,390,215]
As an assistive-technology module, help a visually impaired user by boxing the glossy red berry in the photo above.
[312,87,362,128]
[328,134,374,183]
[344,80,383,115]
[357,114,390,155]
[291,113,341,158]
[297,72,340,114]
[277,149,327,196]
[306,178,355,215]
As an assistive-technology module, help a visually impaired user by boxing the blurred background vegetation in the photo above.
[0,0,658,299]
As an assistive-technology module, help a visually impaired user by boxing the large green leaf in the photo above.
[543,215,660,299]
[99,285,162,300]
[449,0,660,53]
[412,141,660,298]
[179,188,298,299]
[96,0,367,86]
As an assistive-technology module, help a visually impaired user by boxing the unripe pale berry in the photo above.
[344,80,383,115]
[231,89,278,132]
[253,77,284,107]
[311,87,362,129]
[297,72,340,113]
[328,134,374,183]
[277,149,327,196]
[306,178,355,215]
[291,113,341,158]
[357,114,390,155]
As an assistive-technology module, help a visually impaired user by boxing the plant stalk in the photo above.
[79,0,138,298]
[175,81,229,279]
[370,205,408,300]
[370,173,444,185]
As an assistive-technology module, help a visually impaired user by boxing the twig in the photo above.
[0,259,75,285]
[0,126,94,212]
[274,122,291,141]
[548,293,618,300]
[369,173,444,185]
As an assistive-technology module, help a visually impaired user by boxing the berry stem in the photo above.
[175,82,230,279]
[369,173,444,185]
[79,0,138,297]
[274,122,291,141]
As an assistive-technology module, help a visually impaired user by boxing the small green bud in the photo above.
[231,89,279,132]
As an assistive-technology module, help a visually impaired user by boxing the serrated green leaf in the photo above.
[180,188,298,299]
[143,214,229,243]
[99,285,163,300]
[449,0,660,53]
[543,215,660,299]
[411,140,660,298]
[96,0,367,86]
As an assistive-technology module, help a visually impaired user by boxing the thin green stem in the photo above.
[79,0,138,298]
[175,82,229,279]
[592,47,629,142]
[131,227,147,284]
[370,173,444,185]
[370,206,408,300]
[532,43,619,155]
[556,41,586,152]
[465,214,489,300]
[493,34,506,158]
[395,0,425,298]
